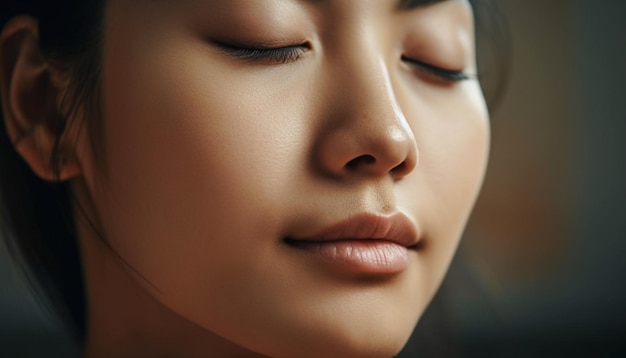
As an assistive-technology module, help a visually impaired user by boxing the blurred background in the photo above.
[2,0,625,357]
[406,0,626,356]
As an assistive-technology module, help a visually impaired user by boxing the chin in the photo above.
[260,334,411,358]
[291,332,411,358]
[244,308,419,358]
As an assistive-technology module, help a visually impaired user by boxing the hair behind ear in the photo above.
[0,15,86,344]
[1,16,81,182]
[1,0,105,345]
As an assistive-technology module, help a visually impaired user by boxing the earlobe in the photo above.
[12,125,82,181]
[0,16,81,182]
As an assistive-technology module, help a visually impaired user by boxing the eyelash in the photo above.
[216,43,470,82]
[216,42,308,64]
[401,56,471,82]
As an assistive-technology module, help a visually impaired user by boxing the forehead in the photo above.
[105,0,473,49]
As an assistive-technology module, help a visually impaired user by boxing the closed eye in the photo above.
[213,41,472,82]
[401,56,472,82]
[214,42,309,64]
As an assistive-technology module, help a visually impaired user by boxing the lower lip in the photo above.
[285,239,410,274]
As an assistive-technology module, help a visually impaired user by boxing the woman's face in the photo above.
[77,0,489,356]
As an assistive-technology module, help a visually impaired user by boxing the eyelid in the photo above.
[213,41,310,64]
[401,56,472,82]
[212,40,472,81]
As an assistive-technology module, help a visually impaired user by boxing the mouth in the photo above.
[284,213,420,275]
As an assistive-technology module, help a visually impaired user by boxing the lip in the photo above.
[284,213,420,275]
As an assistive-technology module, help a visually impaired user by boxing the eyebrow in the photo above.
[397,0,450,10]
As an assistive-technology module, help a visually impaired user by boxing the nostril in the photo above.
[345,154,376,171]
[391,162,406,174]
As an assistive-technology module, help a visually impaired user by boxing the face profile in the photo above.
[0,0,490,357]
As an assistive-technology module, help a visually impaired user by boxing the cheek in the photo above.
[422,89,490,210]
[402,81,490,281]
[433,95,488,244]
[93,37,310,292]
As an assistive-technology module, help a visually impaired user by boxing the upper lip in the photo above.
[287,212,420,248]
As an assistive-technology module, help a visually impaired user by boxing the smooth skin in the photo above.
[0,0,489,357]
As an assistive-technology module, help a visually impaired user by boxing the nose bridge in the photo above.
[338,43,405,128]
[315,42,418,180]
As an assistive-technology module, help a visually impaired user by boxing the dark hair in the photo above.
[0,0,509,347]
[0,0,105,344]
[472,0,512,110]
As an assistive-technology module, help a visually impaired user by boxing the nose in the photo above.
[314,56,418,181]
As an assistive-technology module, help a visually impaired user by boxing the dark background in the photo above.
[406,0,626,356]
[2,0,625,357]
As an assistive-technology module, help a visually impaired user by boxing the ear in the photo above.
[0,16,81,182]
